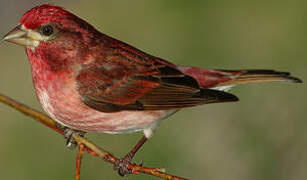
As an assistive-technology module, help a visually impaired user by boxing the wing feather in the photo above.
[76,53,238,112]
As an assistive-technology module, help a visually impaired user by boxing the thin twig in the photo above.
[0,92,188,180]
[76,144,85,180]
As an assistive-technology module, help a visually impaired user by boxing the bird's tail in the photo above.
[217,69,302,86]
[178,66,302,89]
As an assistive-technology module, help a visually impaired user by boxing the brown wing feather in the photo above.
[76,51,238,112]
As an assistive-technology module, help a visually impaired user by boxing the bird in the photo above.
[3,4,302,176]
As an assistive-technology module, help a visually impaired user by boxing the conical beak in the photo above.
[2,24,33,46]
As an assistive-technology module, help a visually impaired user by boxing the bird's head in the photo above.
[3,4,101,72]
[3,4,98,50]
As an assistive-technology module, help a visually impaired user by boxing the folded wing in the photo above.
[76,55,238,112]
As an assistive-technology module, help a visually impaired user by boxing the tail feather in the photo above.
[178,66,302,89]
[218,70,302,86]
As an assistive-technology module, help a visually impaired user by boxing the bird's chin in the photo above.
[25,45,38,52]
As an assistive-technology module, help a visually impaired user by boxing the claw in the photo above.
[63,128,85,149]
[138,160,143,167]
[113,136,148,177]
[113,158,132,176]
[113,157,145,176]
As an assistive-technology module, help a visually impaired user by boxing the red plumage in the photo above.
[4,4,301,138]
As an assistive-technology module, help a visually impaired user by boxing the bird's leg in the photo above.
[123,135,148,162]
[114,136,148,176]
[63,128,86,149]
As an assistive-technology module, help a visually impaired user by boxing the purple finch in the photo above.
[3,4,302,175]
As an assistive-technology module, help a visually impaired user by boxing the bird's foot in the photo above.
[113,153,143,176]
[63,128,86,149]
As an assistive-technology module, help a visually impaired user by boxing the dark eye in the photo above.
[41,25,54,36]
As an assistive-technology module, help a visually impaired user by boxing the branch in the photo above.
[0,92,188,180]
[76,143,85,180]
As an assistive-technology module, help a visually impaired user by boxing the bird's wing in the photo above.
[76,54,238,112]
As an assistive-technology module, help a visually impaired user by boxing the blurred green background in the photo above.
[0,0,306,179]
